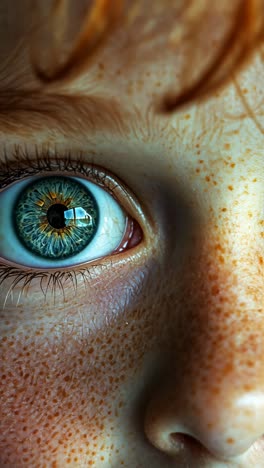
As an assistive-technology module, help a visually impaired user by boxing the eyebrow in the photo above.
[0,91,132,140]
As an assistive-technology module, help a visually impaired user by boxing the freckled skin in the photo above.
[0,1,264,467]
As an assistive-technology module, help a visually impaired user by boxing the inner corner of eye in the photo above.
[115,216,143,254]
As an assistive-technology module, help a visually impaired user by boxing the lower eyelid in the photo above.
[0,234,149,311]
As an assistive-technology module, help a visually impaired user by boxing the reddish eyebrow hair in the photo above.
[0,91,133,140]
[0,2,262,141]
[29,0,264,114]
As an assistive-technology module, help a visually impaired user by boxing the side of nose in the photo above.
[144,234,264,461]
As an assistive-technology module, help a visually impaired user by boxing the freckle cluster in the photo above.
[1,230,264,465]
[0,294,158,467]
[1,173,263,466]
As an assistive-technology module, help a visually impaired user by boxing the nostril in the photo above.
[170,433,205,455]
[170,433,187,452]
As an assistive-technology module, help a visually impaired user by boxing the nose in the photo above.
[144,233,264,462]
[145,384,264,461]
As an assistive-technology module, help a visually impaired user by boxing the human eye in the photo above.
[0,146,144,306]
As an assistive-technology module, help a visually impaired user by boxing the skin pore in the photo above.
[0,1,264,467]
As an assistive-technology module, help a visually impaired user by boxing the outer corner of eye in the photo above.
[0,173,144,270]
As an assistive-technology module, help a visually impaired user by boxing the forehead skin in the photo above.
[0,1,264,467]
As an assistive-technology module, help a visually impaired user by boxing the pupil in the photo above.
[47,204,67,229]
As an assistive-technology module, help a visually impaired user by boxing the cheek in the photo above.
[0,261,164,464]
[0,324,137,463]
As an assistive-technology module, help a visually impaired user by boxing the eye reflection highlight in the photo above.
[64,206,94,228]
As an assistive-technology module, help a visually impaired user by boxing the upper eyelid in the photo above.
[0,152,122,204]
[0,149,152,241]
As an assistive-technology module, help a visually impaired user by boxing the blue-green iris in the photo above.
[13,176,99,260]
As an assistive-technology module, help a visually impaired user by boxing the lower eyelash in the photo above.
[0,261,110,309]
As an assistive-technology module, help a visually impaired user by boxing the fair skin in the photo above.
[0,1,264,467]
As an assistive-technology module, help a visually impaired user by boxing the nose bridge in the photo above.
[182,234,263,365]
[181,215,262,377]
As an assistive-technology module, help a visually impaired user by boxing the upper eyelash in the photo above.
[0,144,124,308]
[0,144,115,193]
